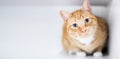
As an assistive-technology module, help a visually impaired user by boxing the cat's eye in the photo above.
[84,18,89,23]
[72,23,78,27]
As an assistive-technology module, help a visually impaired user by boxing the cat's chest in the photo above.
[75,34,95,46]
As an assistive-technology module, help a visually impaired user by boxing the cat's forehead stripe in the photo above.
[71,10,88,20]
[71,11,81,18]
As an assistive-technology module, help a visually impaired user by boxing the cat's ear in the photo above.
[60,10,70,22]
[82,0,92,12]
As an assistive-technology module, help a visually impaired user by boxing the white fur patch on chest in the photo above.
[76,34,94,46]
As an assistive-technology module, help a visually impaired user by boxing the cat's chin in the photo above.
[81,33,86,36]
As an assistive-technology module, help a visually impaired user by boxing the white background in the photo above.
[0,0,120,59]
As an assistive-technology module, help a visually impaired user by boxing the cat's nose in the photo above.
[81,28,87,33]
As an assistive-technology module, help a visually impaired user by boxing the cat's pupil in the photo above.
[73,23,77,27]
[85,18,89,23]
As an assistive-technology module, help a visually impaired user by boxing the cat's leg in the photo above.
[62,39,71,53]
[62,39,86,56]
[93,46,103,57]
[62,39,78,55]
[67,46,79,55]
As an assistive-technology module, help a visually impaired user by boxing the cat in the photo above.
[59,0,108,57]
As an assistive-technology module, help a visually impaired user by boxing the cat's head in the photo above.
[60,0,98,37]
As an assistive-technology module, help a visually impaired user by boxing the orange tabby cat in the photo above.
[60,0,108,56]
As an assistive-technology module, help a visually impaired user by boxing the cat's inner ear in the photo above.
[60,10,70,21]
[82,0,92,12]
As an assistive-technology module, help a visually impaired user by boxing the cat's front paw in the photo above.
[76,52,86,56]
[68,50,76,55]
[93,52,103,57]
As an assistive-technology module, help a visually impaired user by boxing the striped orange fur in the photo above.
[60,0,108,55]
